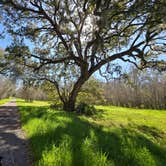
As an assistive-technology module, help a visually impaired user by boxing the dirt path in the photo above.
[0,100,30,166]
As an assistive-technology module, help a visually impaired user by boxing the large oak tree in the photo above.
[0,0,165,111]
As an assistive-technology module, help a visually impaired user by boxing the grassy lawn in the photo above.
[0,98,11,105]
[17,99,166,166]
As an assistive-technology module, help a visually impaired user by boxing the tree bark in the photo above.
[62,76,89,112]
[63,99,75,112]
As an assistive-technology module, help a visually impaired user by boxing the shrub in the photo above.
[50,101,63,110]
[76,102,96,116]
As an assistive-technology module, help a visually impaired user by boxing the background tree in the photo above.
[40,81,60,101]
[104,67,166,109]
[0,0,165,111]
[17,86,47,102]
[0,48,8,74]
[77,77,106,105]
[0,76,15,99]
[15,76,47,101]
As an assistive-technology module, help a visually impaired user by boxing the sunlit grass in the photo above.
[0,98,11,105]
[17,100,166,166]
[17,98,50,107]
[94,105,166,132]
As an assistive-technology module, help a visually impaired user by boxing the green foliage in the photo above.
[77,78,106,105]
[40,81,59,101]
[76,102,96,116]
[17,100,166,166]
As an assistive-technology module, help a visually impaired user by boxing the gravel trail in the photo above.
[0,100,30,166]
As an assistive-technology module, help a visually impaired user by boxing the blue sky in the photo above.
[0,24,12,49]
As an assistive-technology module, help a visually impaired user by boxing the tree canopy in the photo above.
[0,0,165,111]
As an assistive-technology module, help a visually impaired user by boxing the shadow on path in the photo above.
[0,102,30,166]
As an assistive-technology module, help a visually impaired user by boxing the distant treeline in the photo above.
[0,76,15,99]
[104,69,166,110]
[16,68,166,110]
[2,68,165,110]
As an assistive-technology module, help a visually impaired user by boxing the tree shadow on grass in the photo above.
[137,125,166,139]
[18,106,49,124]
[18,106,166,166]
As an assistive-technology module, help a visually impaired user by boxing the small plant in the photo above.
[76,102,96,116]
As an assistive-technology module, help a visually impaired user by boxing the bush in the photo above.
[50,101,63,110]
[76,102,96,116]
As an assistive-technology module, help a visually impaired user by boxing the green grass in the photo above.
[17,99,166,166]
[0,98,11,105]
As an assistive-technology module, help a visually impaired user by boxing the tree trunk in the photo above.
[63,99,75,112]
[62,76,89,112]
